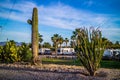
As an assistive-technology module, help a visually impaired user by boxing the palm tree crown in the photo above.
[64,38,69,47]
[58,36,64,48]
[38,33,43,43]
[51,34,60,55]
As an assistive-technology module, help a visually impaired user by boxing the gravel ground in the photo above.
[0,63,120,80]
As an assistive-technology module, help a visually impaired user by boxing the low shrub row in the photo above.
[0,40,32,63]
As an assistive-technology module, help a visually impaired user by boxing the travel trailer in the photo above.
[57,48,75,55]
[39,48,51,55]
[103,49,120,60]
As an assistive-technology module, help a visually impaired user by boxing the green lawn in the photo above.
[42,58,81,66]
[42,58,120,69]
[100,60,120,69]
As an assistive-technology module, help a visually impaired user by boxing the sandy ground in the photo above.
[0,63,120,80]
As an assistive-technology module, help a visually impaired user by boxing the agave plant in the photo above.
[76,27,106,76]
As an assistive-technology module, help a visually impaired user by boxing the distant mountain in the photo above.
[16,42,23,46]
[0,42,23,46]
[0,42,6,46]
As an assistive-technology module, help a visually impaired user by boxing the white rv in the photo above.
[39,48,51,54]
[103,49,120,60]
[57,48,75,55]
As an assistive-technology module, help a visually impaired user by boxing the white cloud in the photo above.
[38,3,109,30]
[102,28,120,42]
[0,1,108,29]
[83,0,94,7]
[0,0,120,42]
[0,1,37,22]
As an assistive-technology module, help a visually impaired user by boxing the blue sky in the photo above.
[0,0,120,44]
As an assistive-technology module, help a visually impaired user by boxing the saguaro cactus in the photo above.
[27,7,38,64]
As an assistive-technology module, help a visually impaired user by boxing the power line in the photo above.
[0,0,16,40]
[2,0,16,28]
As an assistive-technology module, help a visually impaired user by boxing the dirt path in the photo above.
[0,63,120,80]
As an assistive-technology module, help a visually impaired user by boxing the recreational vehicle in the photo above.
[39,48,51,55]
[103,49,120,60]
[57,48,75,55]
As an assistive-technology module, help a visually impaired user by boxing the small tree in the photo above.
[43,42,51,48]
[51,34,60,56]
[76,27,106,76]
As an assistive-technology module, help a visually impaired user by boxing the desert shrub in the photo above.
[0,46,4,62]
[74,27,106,76]
[0,41,32,63]
[18,43,32,62]
[3,40,19,63]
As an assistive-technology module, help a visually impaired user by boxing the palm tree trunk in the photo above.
[66,42,67,48]
[55,43,57,56]
[60,44,61,48]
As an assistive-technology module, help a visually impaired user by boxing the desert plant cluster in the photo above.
[75,28,106,76]
[0,40,32,63]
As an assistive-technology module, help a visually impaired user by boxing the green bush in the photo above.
[18,43,32,62]
[0,46,4,62]
[3,41,18,63]
[0,41,32,63]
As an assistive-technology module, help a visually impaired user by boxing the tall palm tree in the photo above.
[51,34,59,56]
[72,28,81,46]
[43,42,51,48]
[38,33,43,43]
[38,33,43,48]
[71,35,76,48]
[58,36,63,48]
[64,38,69,48]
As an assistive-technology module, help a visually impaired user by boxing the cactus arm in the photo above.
[27,19,32,25]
